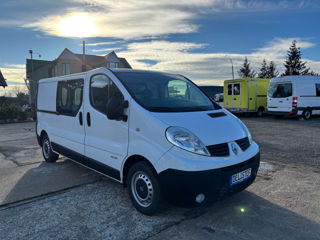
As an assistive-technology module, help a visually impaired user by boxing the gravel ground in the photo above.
[0,117,319,240]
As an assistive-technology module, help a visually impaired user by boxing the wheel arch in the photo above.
[122,155,156,187]
[39,130,48,146]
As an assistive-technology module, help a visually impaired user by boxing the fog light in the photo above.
[195,193,205,203]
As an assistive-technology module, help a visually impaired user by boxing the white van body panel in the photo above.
[83,68,130,171]
[267,76,320,116]
[152,109,246,146]
[124,101,173,175]
[37,73,87,156]
[155,142,259,173]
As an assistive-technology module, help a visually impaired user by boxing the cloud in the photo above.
[3,0,316,39]
[254,37,316,59]
[92,47,123,53]
[118,38,320,85]
[0,64,27,96]
[85,41,125,46]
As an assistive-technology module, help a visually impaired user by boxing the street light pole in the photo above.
[29,50,33,105]
[226,55,234,80]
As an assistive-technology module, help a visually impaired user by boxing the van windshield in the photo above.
[268,83,292,98]
[114,71,216,112]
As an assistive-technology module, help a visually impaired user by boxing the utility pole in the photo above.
[82,41,86,72]
[29,50,33,105]
[226,55,235,80]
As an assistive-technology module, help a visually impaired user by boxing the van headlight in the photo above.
[166,126,210,156]
[237,119,252,145]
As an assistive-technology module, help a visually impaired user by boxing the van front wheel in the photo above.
[127,162,162,215]
[302,109,312,120]
[41,135,59,163]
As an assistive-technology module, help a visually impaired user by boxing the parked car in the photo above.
[199,85,223,99]
[213,93,224,107]
[267,76,320,120]
[36,68,260,215]
[224,78,270,117]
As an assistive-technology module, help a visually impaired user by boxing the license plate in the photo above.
[230,168,251,186]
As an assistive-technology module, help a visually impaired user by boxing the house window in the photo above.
[51,65,58,77]
[107,62,118,69]
[62,63,71,75]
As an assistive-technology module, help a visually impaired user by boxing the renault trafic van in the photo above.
[267,76,320,120]
[36,68,260,215]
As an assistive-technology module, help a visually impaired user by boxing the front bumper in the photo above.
[158,152,260,206]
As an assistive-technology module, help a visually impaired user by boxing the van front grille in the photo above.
[235,137,250,151]
[206,143,229,157]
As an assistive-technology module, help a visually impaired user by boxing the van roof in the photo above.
[271,75,320,82]
[39,67,178,84]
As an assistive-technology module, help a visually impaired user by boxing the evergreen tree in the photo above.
[307,71,319,76]
[258,59,268,78]
[238,57,256,78]
[283,40,310,76]
[266,61,279,78]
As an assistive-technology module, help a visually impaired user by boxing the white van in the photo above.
[36,68,260,214]
[213,93,224,108]
[267,76,320,120]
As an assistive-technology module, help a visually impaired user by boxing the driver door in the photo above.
[83,73,128,179]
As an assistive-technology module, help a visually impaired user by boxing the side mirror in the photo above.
[106,98,128,121]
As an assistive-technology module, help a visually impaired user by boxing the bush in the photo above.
[0,102,28,122]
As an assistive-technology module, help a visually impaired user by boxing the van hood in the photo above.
[151,110,247,146]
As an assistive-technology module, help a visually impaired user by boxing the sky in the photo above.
[1,0,320,96]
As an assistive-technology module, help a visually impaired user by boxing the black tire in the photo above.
[127,162,162,215]
[302,109,312,120]
[256,107,264,117]
[41,135,59,163]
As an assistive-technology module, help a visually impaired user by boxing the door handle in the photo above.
[87,112,91,127]
[79,112,83,125]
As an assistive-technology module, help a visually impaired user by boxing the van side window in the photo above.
[90,74,124,115]
[233,83,240,95]
[56,79,84,116]
[316,84,320,97]
[227,84,232,95]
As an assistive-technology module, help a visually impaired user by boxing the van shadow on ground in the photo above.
[0,162,319,240]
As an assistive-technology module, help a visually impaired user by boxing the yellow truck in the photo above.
[224,78,270,116]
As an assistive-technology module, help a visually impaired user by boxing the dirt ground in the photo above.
[0,116,319,240]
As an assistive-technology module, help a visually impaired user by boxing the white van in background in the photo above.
[213,93,224,108]
[267,76,320,120]
[36,68,260,215]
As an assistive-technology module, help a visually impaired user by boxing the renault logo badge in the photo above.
[231,143,238,155]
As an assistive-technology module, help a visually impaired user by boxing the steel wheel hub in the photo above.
[131,171,153,207]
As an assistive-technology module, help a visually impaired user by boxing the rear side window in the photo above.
[56,79,84,116]
[316,84,320,97]
[268,83,292,98]
[90,74,124,115]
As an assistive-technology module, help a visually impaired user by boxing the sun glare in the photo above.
[56,13,98,38]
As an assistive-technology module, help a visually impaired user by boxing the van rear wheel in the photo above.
[127,162,162,215]
[302,109,312,120]
[256,107,264,117]
[41,135,59,163]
